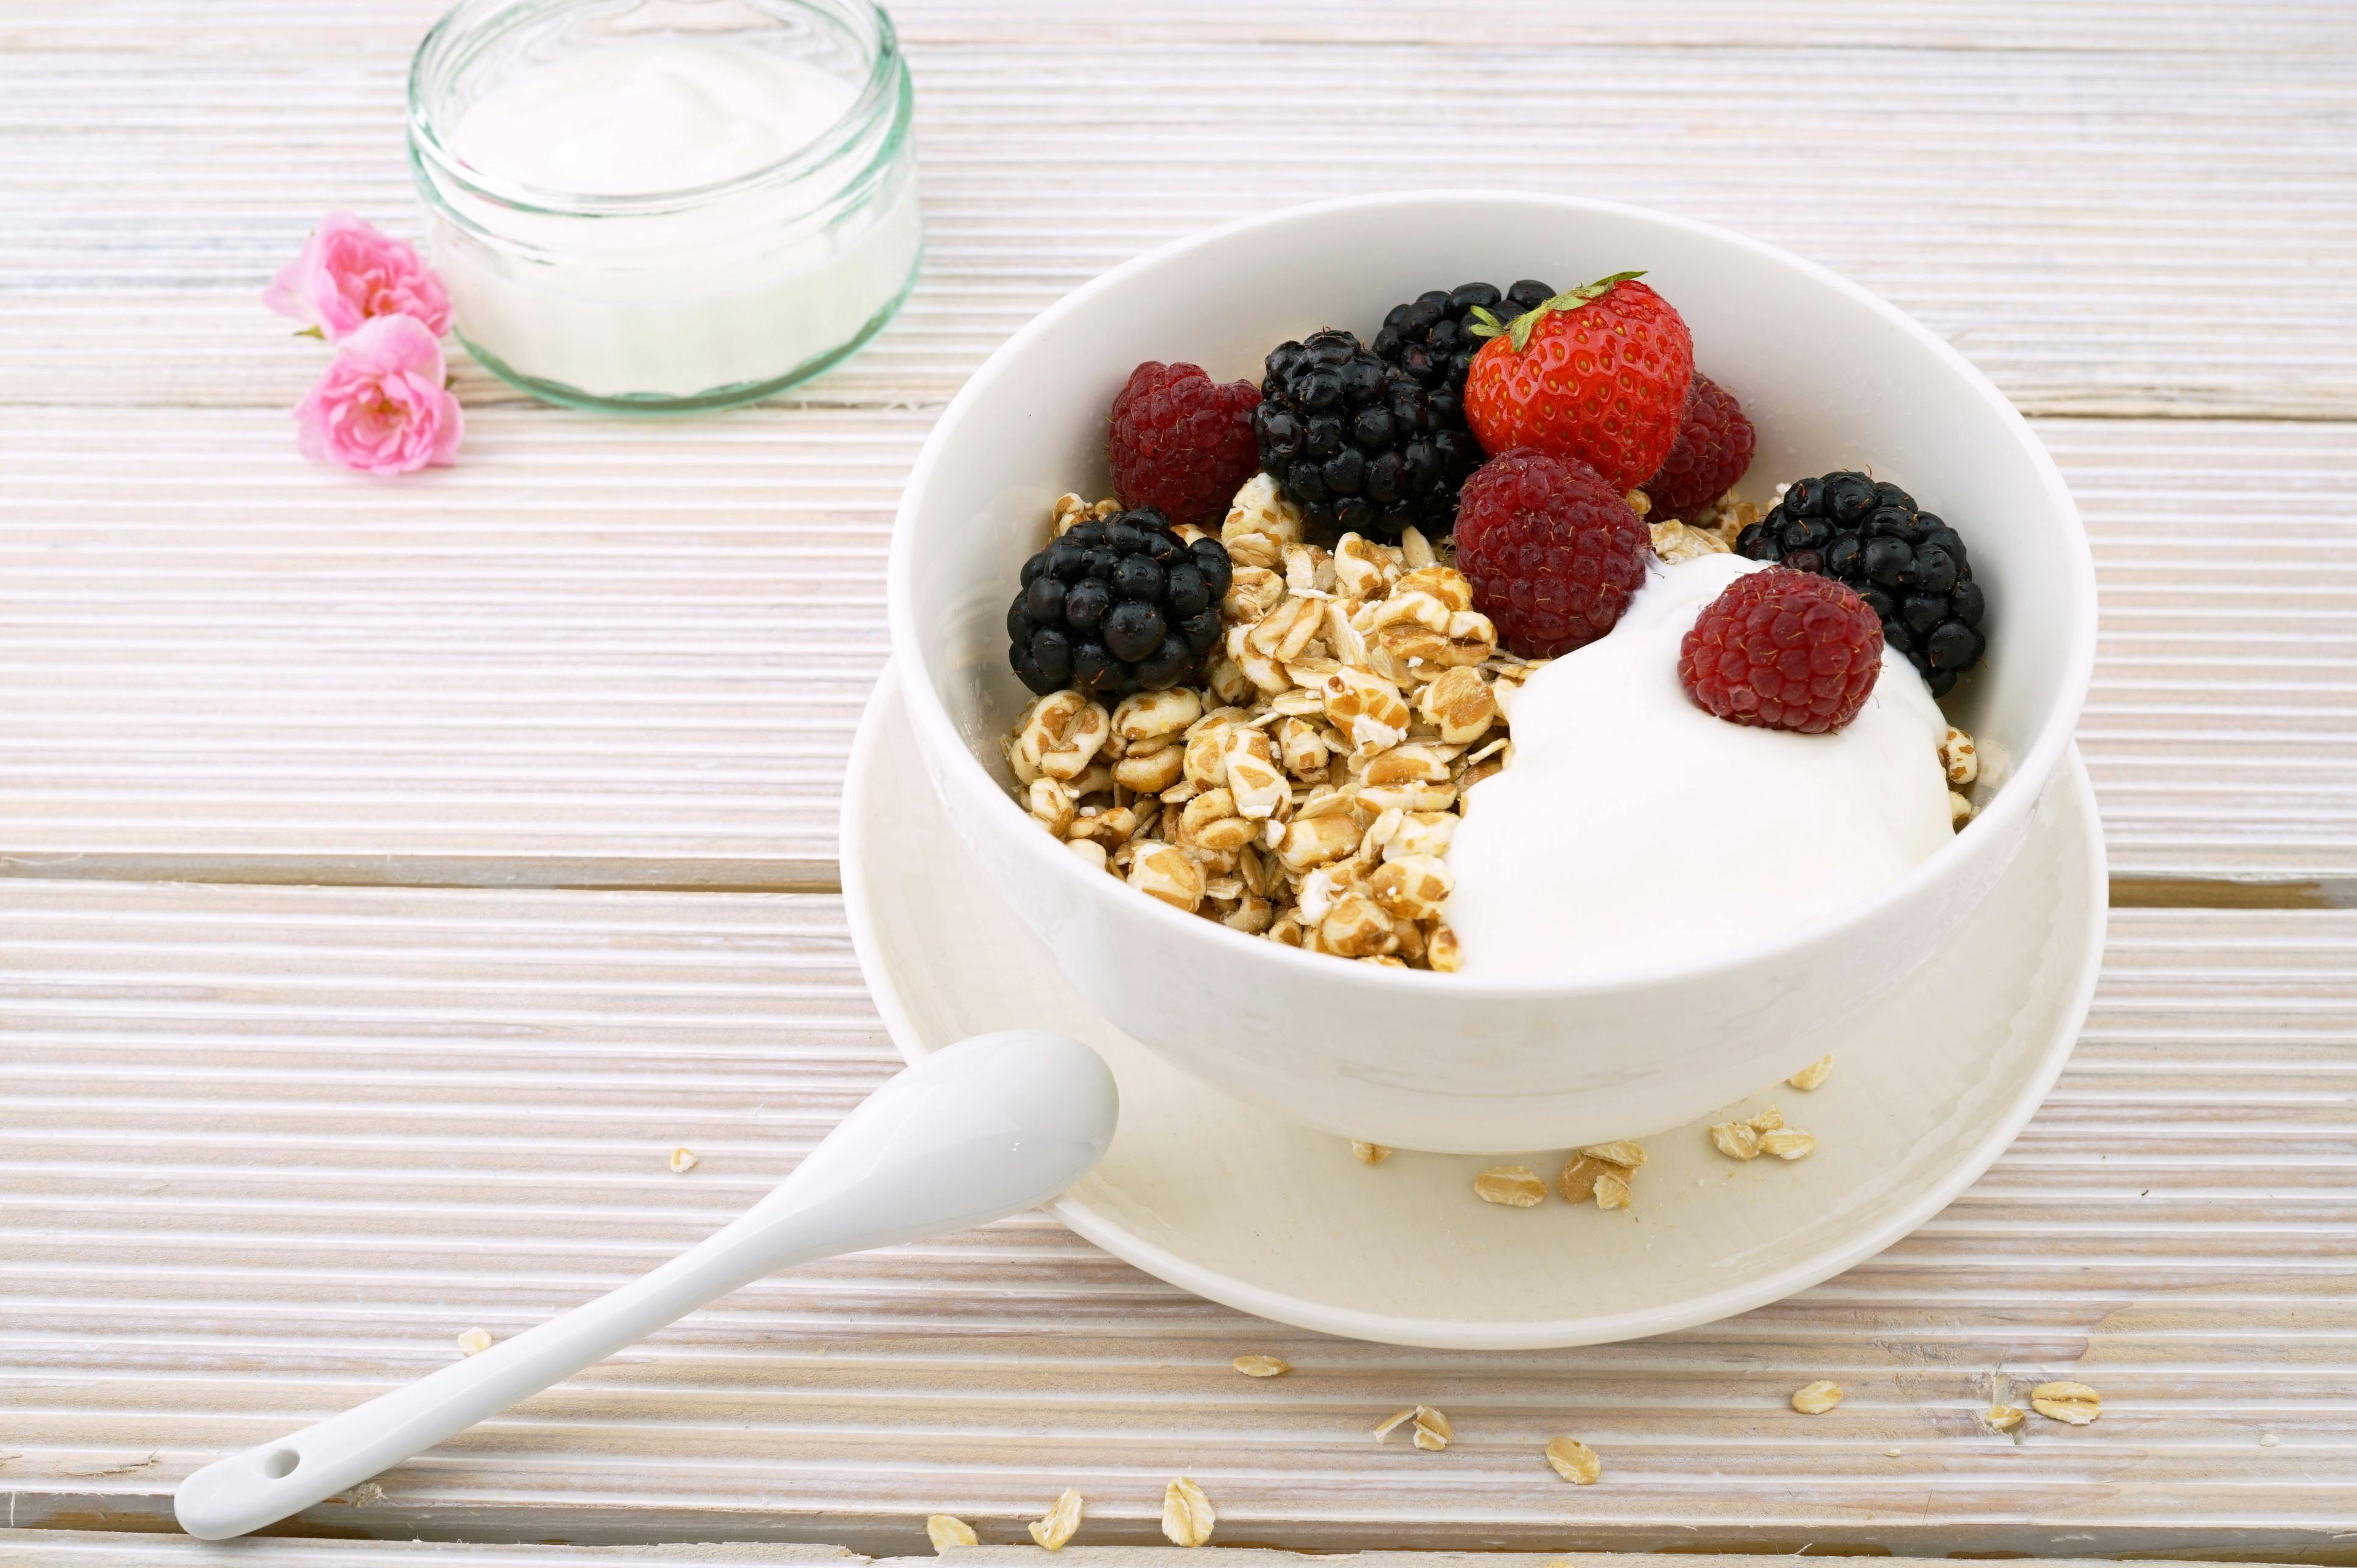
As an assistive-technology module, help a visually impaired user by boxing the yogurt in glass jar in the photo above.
[408,0,921,412]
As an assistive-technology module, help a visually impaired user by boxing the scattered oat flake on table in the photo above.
[1232,1354,1291,1378]
[1791,1380,1844,1414]
[1758,1129,1816,1161]
[1376,1404,1452,1449]
[1578,1139,1645,1170]
[1351,1140,1392,1165]
[1788,1054,1835,1091]
[1985,1404,2026,1431]
[1748,1105,1785,1132]
[1545,1435,1602,1484]
[926,1515,978,1552]
[455,1327,493,1356]
[1028,1489,1084,1550]
[1161,1476,1216,1546]
[2031,1381,2102,1424]
[1474,1164,1547,1206]
[668,1147,699,1173]
[1594,1167,1634,1210]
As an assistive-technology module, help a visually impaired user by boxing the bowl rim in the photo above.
[887,188,2098,999]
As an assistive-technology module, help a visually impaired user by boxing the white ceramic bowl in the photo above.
[887,191,2096,1154]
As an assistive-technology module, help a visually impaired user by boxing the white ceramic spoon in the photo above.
[173,1030,1118,1542]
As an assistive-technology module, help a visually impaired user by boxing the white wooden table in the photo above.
[4,1,2355,1559]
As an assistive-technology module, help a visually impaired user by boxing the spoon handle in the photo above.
[173,1209,786,1541]
[172,1029,1118,1543]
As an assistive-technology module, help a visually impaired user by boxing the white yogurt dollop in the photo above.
[1443,552,1953,981]
[452,42,856,197]
[426,39,922,401]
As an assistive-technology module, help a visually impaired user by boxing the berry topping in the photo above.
[1462,271,1695,491]
[1452,447,1651,659]
[1679,567,1885,734]
[1372,279,1556,426]
[1734,471,1986,696]
[1642,374,1756,519]
[1108,360,1262,530]
[1253,327,1477,539]
[1008,508,1233,699]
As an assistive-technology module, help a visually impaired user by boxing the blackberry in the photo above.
[1734,471,1986,697]
[1371,279,1555,424]
[1006,508,1233,699]
[1252,328,1476,539]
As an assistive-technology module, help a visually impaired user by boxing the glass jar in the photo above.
[408,0,920,413]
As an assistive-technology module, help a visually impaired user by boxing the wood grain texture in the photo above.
[2,5,2354,1553]
[1,412,2350,883]
[9,1,2356,52]
[2,881,2353,1555]
[0,1541,2275,1568]
[5,13,2356,418]
[2,1543,2296,1568]
[1,1,2354,888]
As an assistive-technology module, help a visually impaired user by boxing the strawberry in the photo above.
[1460,271,1695,491]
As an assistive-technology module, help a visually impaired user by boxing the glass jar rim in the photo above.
[407,0,903,216]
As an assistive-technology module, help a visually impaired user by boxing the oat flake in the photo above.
[1028,1489,1084,1550]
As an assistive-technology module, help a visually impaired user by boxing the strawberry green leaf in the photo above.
[1505,270,1649,352]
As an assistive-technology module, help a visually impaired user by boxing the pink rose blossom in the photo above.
[265,211,452,340]
[295,315,465,476]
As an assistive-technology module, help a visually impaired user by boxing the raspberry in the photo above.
[1736,470,1985,696]
[1107,362,1261,530]
[1679,567,1884,734]
[1642,375,1756,520]
[1452,447,1651,659]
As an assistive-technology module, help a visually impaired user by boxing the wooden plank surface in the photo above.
[0,1542,2255,1568]
[0,1541,2262,1568]
[2,0,2356,887]
[3,413,2352,886]
[6,2,2356,1559]
[3,881,2353,1556]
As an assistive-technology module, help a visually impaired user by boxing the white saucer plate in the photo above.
[841,663,2107,1350]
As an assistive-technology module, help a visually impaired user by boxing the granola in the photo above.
[1028,1489,1084,1550]
[1565,1139,1645,1209]
[1544,1435,1603,1483]
[1474,1165,1548,1207]
[2030,1380,2102,1424]
[1004,487,1517,969]
[1786,1054,1835,1091]
[1790,1379,1844,1415]
[1711,1104,1807,1163]
[926,1516,979,1552]
[1375,1404,1452,1450]
[1161,1477,1216,1547]
[1003,483,1984,971]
